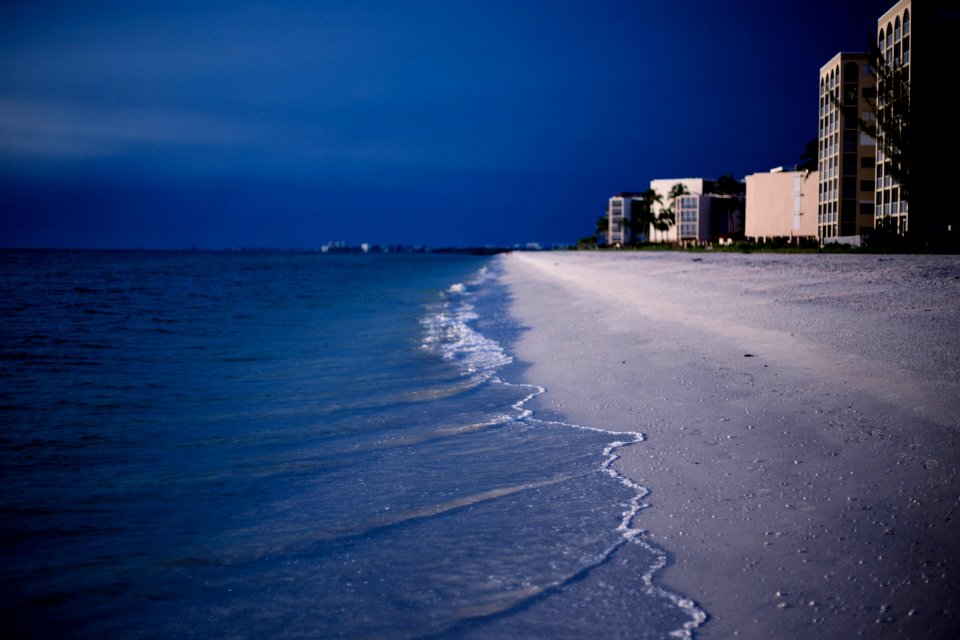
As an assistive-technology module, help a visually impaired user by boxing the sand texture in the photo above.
[500,251,960,639]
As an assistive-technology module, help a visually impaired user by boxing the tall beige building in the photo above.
[817,52,876,240]
[875,0,910,233]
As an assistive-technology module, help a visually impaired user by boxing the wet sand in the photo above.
[500,251,960,639]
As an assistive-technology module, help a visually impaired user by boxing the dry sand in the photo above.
[499,251,960,639]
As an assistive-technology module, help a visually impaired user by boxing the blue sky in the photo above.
[2,0,889,248]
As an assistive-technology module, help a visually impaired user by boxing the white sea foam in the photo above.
[421,266,707,638]
[421,278,513,377]
[500,378,708,638]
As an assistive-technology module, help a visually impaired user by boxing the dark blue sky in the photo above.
[2,0,890,248]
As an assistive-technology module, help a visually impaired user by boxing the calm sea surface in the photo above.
[0,250,700,639]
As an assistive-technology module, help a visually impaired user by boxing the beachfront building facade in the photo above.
[875,0,960,247]
[606,193,648,246]
[745,168,819,242]
[649,178,744,244]
[875,1,910,234]
[818,52,876,242]
[875,1,911,234]
[650,179,704,244]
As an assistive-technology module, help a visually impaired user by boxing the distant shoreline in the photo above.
[0,245,514,255]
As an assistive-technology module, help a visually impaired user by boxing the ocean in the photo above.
[0,250,702,639]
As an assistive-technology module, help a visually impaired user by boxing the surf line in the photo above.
[496,376,708,639]
[430,265,706,638]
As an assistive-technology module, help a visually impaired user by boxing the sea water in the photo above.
[0,250,702,639]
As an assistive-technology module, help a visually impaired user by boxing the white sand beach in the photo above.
[500,251,960,639]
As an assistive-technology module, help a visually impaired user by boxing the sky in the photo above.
[1,0,892,249]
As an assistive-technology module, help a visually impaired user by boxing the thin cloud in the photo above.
[0,97,258,159]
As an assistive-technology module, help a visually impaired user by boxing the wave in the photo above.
[421,270,512,378]
[417,264,707,639]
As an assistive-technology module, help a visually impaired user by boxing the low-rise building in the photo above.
[745,168,819,242]
[649,178,744,244]
[606,192,649,245]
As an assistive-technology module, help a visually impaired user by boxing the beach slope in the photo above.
[500,251,960,639]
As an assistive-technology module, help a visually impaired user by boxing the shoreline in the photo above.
[499,251,960,638]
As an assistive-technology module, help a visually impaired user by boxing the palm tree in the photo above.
[623,192,656,244]
[668,182,690,203]
[655,183,688,243]
[714,174,745,197]
[595,212,608,245]
[654,208,675,242]
[797,138,819,173]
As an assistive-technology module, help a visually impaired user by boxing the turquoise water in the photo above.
[0,250,701,638]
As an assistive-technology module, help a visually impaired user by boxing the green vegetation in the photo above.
[797,138,819,172]
[628,189,663,242]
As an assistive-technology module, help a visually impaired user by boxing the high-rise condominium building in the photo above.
[874,0,960,246]
[876,0,910,233]
[818,52,876,240]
